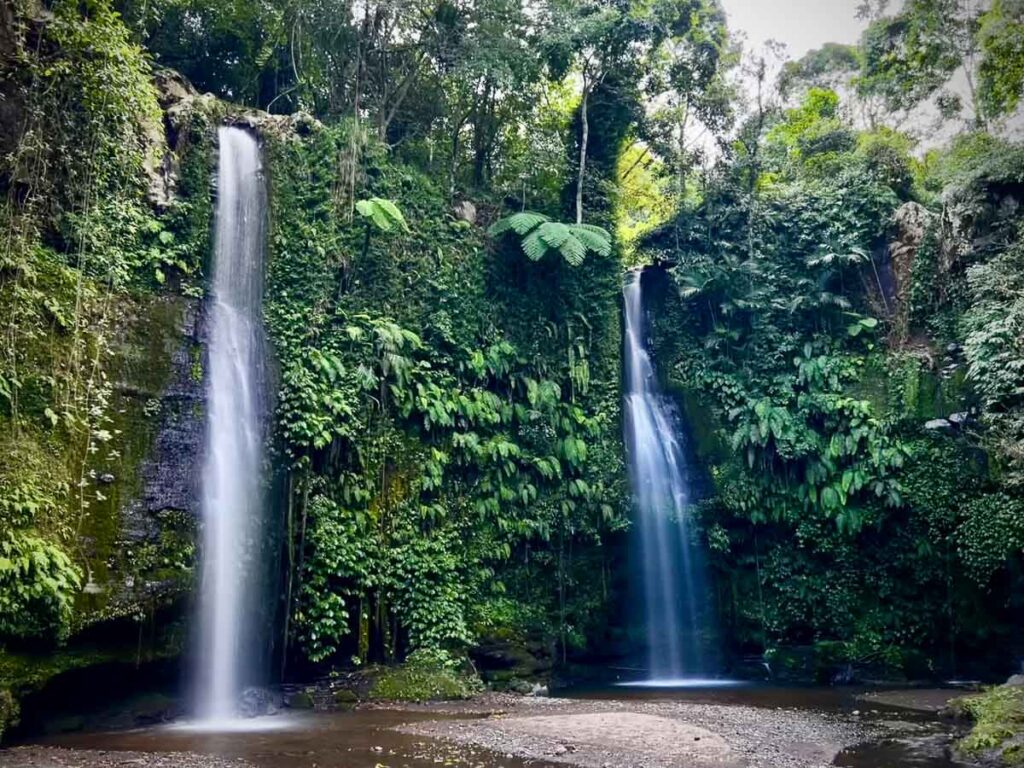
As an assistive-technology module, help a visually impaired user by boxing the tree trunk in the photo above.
[576,86,589,225]
[450,129,460,203]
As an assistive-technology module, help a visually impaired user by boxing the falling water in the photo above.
[195,127,268,722]
[622,269,717,683]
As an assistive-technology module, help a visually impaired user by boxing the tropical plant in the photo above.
[488,211,612,266]
[355,197,409,260]
[356,197,409,233]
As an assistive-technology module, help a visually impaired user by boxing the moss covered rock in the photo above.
[332,688,358,710]
[286,691,314,710]
[957,684,1024,765]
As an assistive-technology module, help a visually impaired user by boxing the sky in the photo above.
[719,0,869,59]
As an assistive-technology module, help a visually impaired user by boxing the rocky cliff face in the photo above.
[0,59,218,738]
[102,295,205,623]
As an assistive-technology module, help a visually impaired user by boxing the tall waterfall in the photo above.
[622,269,715,682]
[195,126,268,721]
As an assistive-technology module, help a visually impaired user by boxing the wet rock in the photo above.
[831,664,855,686]
[286,691,314,710]
[507,679,533,695]
[333,688,358,710]
[471,637,553,689]
[238,687,282,718]
[453,200,477,225]
[154,68,199,109]
[886,202,935,333]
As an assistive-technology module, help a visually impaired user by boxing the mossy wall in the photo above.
[0,1,222,737]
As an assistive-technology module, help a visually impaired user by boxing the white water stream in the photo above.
[195,126,268,722]
[622,270,718,681]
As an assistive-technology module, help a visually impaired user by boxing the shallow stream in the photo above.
[19,685,972,768]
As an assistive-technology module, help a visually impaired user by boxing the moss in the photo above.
[333,688,357,703]
[332,688,357,710]
[676,386,727,462]
[73,294,194,626]
[958,684,1024,764]
[0,616,185,741]
[0,647,126,740]
[368,664,480,702]
[288,691,314,709]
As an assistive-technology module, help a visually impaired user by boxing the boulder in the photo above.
[453,200,477,225]
[332,688,358,710]
[238,687,282,718]
[286,691,314,710]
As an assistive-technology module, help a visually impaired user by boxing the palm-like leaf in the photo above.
[487,211,551,236]
[356,197,409,233]
[489,211,612,267]
[569,224,613,257]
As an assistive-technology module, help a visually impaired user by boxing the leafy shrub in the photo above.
[369,649,481,701]
[0,531,81,642]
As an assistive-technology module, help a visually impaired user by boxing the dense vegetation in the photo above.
[1,0,1023,744]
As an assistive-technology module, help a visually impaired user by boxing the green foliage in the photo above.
[642,78,1024,666]
[962,227,1024,486]
[11,0,1024,689]
[978,0,1024,117]
[0,0,208,652]
[957,494,1024,584]
[355,198,410,233]
[779,43,861,100]
[0,531,81,642]
[857,0,963,111]
[266,122,626,670]
[767,88,855,175]
[488,212,612,266]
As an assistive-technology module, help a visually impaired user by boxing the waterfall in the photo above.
[622,269,717,683]
[195,126,268,721]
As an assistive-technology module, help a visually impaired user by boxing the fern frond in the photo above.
[488,211,550,237]
[537,222,572,248]
[558,235,587,267]
[569,225,612,256]
[521,229,547,261]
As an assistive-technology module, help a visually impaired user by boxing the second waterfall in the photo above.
[195,126,269,722]
[622,269,718,683]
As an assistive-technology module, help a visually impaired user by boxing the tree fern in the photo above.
[488,211,612,267]
[488,211,550,236]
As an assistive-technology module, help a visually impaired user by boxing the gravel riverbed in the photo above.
[0,747,256,768]
[396,692,892,768]
[0,691,951,768]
